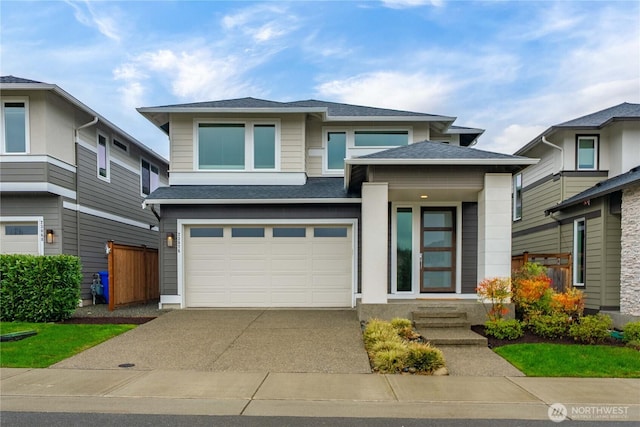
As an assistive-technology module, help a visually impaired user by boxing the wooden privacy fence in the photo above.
[107,241,159,311]
[512,252,572,292]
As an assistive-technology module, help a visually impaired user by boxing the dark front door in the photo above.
[420,207,456,293]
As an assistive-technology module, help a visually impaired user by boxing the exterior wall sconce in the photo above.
[166,232,175,248]
[46,229,55,244]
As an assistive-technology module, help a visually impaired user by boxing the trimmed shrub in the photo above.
[1,254,82,322]
[528,313,570,339]
[569,314,613,344]
[405,342,445,373]
[623,321,640,343]
[372,348,408,373]
[484,319,524,340]
[625,340,640,351]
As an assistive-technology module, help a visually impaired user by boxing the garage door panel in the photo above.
[184,224,353,308]
[0,223,40,255]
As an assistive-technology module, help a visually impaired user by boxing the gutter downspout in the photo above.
[541,135,564,254]
[74,116,98,305]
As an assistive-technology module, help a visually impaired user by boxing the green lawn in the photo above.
[0,322,136,368]
[495,343,640,378]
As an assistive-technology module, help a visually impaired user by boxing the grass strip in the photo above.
[1,321,135,368]
[494,343,640,378]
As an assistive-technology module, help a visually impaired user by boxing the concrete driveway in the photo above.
[53,310,372,374]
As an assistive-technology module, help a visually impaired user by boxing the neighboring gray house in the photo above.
[0,76,169,304]
[138,98,535,317]
[512,103,640,316]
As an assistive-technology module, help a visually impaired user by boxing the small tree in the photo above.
[476,277,511,321]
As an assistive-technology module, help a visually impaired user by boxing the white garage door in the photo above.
[183,224,354,307]
[0,222,41,255]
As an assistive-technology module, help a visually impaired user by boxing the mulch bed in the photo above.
[471,325,625,348]
[58,317,156,325]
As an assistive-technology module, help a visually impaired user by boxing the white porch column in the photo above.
[478,173,512,280]
[361,182,389,303]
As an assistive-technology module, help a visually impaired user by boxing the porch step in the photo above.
[412,309,470,329]
[417,328,488,347]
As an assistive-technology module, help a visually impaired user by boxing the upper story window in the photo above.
[327,132,347,171]
[1,98,29,154]
[513,173,523,221]
[197,121,278,171]
[141,159,160,196]
[354,130,409,147]
[576,136,598,170]
[97,132,110,180]
[323,128,411,174]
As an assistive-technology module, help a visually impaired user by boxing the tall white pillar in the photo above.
[478,173,513,280]
[361,182,389,304]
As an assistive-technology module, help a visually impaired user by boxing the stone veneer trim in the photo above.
[620,184,640,316]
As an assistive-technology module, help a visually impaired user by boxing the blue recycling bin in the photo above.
[98,271,109,304]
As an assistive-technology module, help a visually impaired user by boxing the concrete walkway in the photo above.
[2,368,639,421]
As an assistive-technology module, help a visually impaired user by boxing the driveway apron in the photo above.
[52,310,372,374]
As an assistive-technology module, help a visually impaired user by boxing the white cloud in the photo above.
[381,0,443,9]
[316,71,457,113]
[491,124,547,154]
[222,4,299,43]
[64,0,121,42]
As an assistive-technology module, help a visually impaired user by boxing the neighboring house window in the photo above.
[113,139,128,152]
[327,132,346,171]
[141,159,160,196]
[513,173,523,221]
[1,99,29,154]
[97,133,109,180]
[354,130,408,147]
[573,218,586,286]
[576,136,598,170]
[197,121,278,171]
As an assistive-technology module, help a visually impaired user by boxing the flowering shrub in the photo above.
[513,276,554,320]
[476,277,511,321]
[551,287,585,319]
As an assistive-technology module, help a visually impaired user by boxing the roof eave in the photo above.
[136,106,328,114]
[345,158,539,166]
[143,197,362,207]
[545,178,640,215]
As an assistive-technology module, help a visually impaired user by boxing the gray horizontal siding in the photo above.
[159,204,362,296]
[0,194,62,255]
[0,162,47,182]
[461,202,478,294]
[77,212,159,301]
[47,163,76,190]
[76,145,158,228]
[62,208,78,256]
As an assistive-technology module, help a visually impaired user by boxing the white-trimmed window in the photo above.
[573,218,586,286]
[97,132,110,180]
[196,120,279,171]
[576,136,598,170]
[513,173,523,221]
[141,159,160,196]
[323,128,411,174]
[1,98,29,154]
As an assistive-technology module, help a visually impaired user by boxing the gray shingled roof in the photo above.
[358,140,528,160]
[555,103,640,128]
[145,178,357,201]
[1,75,44,84]
[286,100,440,118]
[141,97,446,118]
[546,166,640,214]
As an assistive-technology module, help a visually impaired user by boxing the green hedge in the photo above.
[0,254,82,322]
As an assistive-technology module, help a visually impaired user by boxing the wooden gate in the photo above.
[512,252,572,292]
[107,241,159,310]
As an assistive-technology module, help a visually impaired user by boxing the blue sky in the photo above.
[2,0,638,158]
